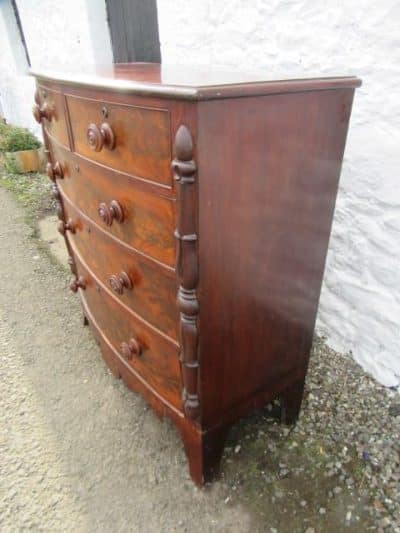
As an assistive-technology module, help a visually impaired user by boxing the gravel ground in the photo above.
[0,178,399,532]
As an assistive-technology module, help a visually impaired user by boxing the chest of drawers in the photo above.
[31,63,360,485]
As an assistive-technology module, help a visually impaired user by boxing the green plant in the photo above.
[0,121,9,148]
[3,156,21,174]
[0,120,8,137]
[0,124,41,153]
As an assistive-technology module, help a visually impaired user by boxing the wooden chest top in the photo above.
[31,62,361,100]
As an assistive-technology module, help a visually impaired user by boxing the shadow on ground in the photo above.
[1,173,398,532]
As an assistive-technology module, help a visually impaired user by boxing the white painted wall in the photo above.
[0,0,37,133]
[1,0,398,387]
[0,0,113,137]
[16,0,113,71]
[157,0,400,387]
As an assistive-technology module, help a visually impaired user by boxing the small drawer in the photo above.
[34,85,70,148]
[61,193,178,341]
[49,142,176,267]
[65,94,172,187]
[71,253,182,411]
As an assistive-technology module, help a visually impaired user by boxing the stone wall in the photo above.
[157,0,400,386]
[1,0,398,386]
[0,0,112,137]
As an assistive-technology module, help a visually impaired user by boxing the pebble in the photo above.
[2,184,400,531]
[379,517,391,528]
[389,404,400,417]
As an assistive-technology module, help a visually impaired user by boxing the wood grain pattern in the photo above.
[35,85,70,148]
[48,140,176,266]
[32,66,360,487]
[197,89,356,428]
[61,193,179,341]
[83,295,185,418]
[172,125,200,420]
[31,63,361,101]
[66,94,171,186]
[72,251,182,410]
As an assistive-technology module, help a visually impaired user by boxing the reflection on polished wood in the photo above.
[31,63,361,485]
[31,62,361,100]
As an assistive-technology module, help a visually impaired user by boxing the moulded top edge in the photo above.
[29,63,362,101]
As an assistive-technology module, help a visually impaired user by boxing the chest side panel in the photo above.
[197,89,355,427]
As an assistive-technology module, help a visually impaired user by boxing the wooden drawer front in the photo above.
[37,86,70,148]
[73,253,182,410]
[66,95,171,186]
[50,143,175,267]
[62,194,178,341]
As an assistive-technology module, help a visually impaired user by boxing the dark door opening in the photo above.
[106,0,161,63]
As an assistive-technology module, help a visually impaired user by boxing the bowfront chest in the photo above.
[31,63,361,485]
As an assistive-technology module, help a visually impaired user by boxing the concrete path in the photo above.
[0,188,251,532]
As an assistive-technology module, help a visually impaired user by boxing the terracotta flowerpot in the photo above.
[3,147,45,173]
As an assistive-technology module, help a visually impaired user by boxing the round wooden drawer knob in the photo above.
[109,271,132,295]
[87,122,115,152]
[98,200,124,226]
[32,102,53,123]
[46,161,63,181]
[58,218,76,235]
[121,338,141,360]
[70,275,86,293]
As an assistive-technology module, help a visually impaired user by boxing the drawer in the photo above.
[72,252,182,410]
[65,94,171,187]
[49,142,175,267]
[35,85,70,148]
[61,194,178,341]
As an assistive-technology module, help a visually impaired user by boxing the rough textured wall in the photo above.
[0,1,37,133]
[157,0,400,387]
[16,0,112,70]
[0,0,112,136]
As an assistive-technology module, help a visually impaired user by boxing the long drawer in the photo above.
[49,140,176,267]
[83,299,182,414]
[61,193,179,341]
[72,251,182,410]
[65,94,172,187]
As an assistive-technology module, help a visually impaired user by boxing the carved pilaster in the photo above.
[172,125,200,420]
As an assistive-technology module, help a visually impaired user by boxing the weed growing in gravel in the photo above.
[0,171,55,222]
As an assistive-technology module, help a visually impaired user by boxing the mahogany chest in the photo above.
[31,63,361,485]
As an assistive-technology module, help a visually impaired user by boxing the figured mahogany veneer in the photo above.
[61,193,178,340]
[33,86,70,148]
[32,63,361,486]
[73,252,182,409]
[47,140,175,266]
[66,95,171,186]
